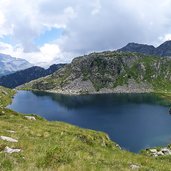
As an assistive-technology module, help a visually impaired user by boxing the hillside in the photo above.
[21,51,171,94]
[0,64,65,88]
[1,87,171,170]
[118,40,171,57]
[0,53,33,77]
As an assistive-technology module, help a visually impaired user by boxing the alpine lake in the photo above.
[8,90,171,153]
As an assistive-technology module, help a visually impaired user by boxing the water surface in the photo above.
[8,90,171,152]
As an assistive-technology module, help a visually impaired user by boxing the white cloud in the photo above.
[0,0,171,66]
[91,0,101,15]
[159,34,171,42]
[0,42,63,66]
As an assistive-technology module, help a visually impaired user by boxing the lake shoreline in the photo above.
[20,88,171,104]
[21,88,154,95]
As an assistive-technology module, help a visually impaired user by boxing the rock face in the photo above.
[0,53,33,77]
[21,51,171,94]
[118,40,171,57]
[0,64,65,88]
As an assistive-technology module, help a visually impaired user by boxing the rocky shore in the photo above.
[42,78,153,95]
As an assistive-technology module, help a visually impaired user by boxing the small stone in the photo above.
[4,146,21,154]
[149,149,157,153]
[130,164,140,170]
[0,136,18,142]
[24,116,36,120]
[116,144,121,149]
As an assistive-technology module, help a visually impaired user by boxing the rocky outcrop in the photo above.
[146,147,171,157]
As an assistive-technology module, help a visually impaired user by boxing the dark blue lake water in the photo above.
[8,90,171,152]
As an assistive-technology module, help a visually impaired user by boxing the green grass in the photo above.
[1,87,171,170]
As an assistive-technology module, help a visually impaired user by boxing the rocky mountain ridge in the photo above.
[21,51,171,94]
[0,64,65,88]
[118,40,171,56]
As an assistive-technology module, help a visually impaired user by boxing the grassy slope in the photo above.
[1,86,171,170]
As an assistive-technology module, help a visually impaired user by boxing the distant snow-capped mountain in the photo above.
[0,53,33,77]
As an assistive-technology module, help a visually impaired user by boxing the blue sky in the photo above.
[0,36,13,45]
[0,28,63,47]
[35,28,63,46]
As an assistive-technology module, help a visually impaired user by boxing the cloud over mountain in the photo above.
[0,0,171,66]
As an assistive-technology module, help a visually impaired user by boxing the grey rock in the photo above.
[4,146,21,154]
[157,151,164,156]
[161,148,171,155]
[130,164,140,170]
[149,149,157,153]
[24,116,36,120]
[0,136,18,142]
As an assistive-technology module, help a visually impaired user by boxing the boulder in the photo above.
[149,149,157,153]
[161,148,171,155]
[24,116,36,120]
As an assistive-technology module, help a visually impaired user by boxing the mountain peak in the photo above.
[118,41,171,57]
[118,42,155,55]
[157,40,171,48]
[155,40,171,56]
